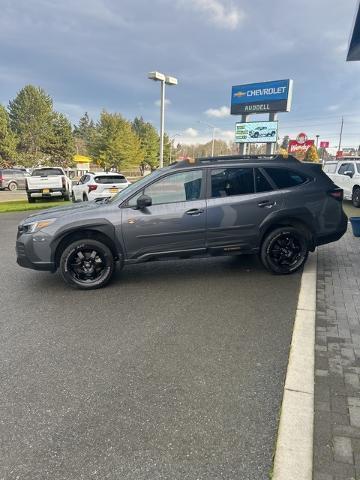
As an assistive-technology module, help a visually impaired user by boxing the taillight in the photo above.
[88,184,97,192]
[328,188,343,201]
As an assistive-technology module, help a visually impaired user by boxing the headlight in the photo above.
[22,218,56,234]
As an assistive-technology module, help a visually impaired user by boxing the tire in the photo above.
[60,239,115,290]
[352,187,360,208]
[83,194,88,202]
[260,227,309,275]
[64,192,70,201]
[27,195,35,204]
[8,181,18,191]
[71,192,76,203]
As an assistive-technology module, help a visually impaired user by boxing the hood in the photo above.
[21,201,106,225]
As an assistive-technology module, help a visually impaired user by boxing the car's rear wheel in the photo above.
[60,239,115,289]
[8,181,18,191]
[261,227,309,275]
[27,195,35,203]
[64,192,70,201]
[83,193,88,202]
[352,187,360,207]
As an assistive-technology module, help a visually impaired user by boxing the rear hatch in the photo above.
[93,175,129,196]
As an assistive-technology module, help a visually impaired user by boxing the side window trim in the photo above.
[123,168,205,208]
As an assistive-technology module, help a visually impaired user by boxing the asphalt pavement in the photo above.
[0,212,301,480]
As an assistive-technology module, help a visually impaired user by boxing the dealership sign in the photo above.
[231,79,293,115]
[235,121,278,144]
[288,133,314,159]
[320,141,329,148]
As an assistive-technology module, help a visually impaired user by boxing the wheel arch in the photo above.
[260,216,315,251]
[53,227,122,268]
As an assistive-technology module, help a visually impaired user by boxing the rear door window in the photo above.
[210,168,254,197]
[263,168,308,189]
[255,168,273,193]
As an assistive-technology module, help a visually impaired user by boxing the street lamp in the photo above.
[198,120,216,157]
[148,71,178,168]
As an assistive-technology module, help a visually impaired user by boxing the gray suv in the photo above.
[16,155,347,289]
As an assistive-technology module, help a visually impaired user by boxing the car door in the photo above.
[337,163,353,198]
[121,169,206,260]
[206,167,283,252]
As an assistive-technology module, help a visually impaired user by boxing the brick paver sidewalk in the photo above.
[314,228,360,480]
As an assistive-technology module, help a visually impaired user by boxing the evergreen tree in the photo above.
[304,144,320,163]
[132,117,159,171]
[0,105,18,167]
[45,113,76,167]
[8,85,53,158]
[73,112,96,153]
[90,111,143,171]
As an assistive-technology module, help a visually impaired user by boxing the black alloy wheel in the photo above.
[352,187,360,208]
[261,227,308,274]
[60,239,115,289]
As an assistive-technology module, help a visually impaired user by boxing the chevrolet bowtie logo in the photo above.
[234,91,246,98]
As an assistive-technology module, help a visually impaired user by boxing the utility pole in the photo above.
[338,117,344,152]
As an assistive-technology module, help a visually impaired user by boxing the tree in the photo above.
[132,117,159,171]
[45,113,76,167]
[304,144,320,163]
[8,85,53,159]
[90,111,143,171]
[281,135,290,150]
[0,105,18,167]
[73,112,96,155]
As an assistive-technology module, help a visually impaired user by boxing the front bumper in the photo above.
[16,234,55,272]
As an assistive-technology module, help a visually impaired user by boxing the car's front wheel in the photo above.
[60,239,115,289]
[261,227,309,275]
[352,187,360,207]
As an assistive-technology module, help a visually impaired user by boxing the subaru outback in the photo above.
[16,155,347,289]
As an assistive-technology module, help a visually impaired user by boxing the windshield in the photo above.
[108,170,161,204]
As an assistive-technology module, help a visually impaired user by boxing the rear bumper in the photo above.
[315,213,348,247]
[27,188,66,198]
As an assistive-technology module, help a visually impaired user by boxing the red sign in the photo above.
[320,141,329,148]
[336,150,343,158]
[288,132,314,159]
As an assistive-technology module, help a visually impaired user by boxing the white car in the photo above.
[323,158,360,207]
[71,172,131,202]
[26,167,72,203]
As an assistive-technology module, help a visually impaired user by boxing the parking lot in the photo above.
[1,212,302,479]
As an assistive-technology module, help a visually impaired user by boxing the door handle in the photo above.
[185,208,204,216]
[258,200,276,208]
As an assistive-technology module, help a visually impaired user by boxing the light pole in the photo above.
[169,133,181,164]
[148,71,178,168]
[198,120,216,157]
[316,135,320,148]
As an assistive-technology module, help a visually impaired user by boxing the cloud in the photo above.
[154,98,171,107]
[177,0,245,29]
[184,127,199,137]
[327,104,340,112]
[205,105,230,118]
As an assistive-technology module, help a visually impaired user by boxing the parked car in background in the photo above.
[0,168,29,191]
[71,172,131,202]
[16,154,347,289]
[26,167,72,203]
[323,158,360,207]
[248,126,276,138]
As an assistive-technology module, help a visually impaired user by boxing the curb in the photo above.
[272,251,317,480]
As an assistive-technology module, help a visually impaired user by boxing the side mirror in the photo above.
[344,171,354,178]
[137,194,152,210]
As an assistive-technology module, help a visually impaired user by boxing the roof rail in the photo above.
[170,154,298,168]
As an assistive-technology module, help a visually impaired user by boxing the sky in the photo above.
[1,0,360,150]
